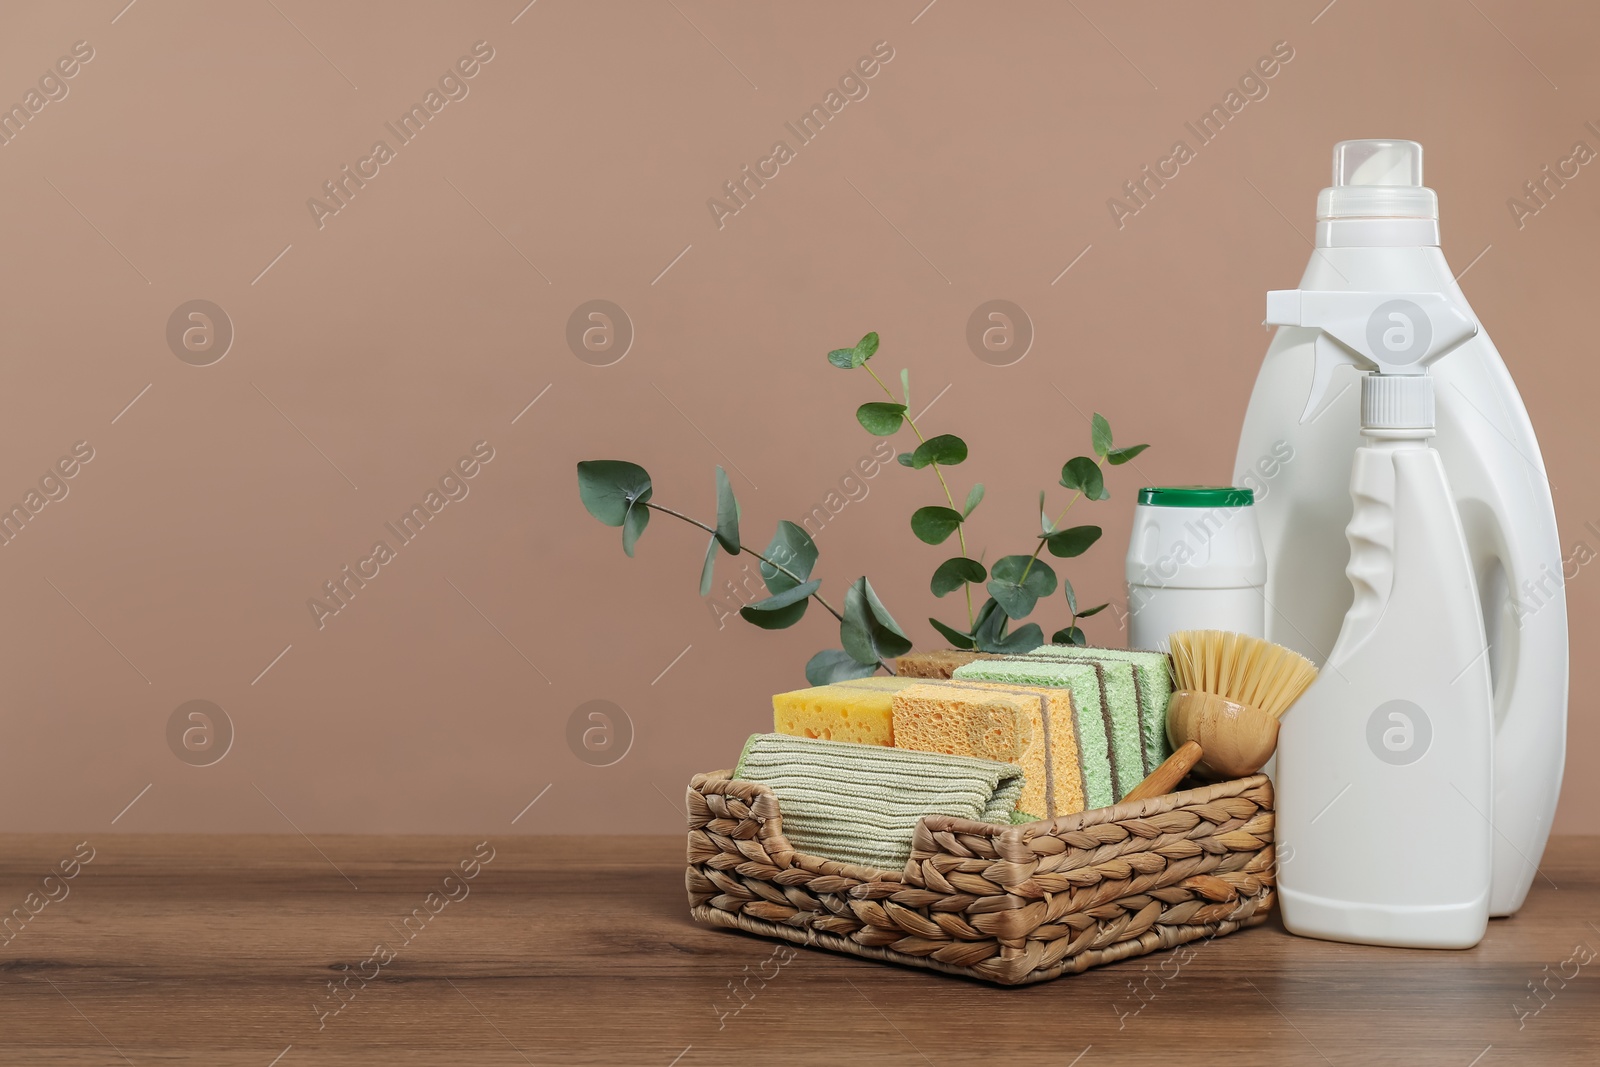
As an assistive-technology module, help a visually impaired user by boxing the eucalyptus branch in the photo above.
[1017,456,1103,586]
[643,502,847,624]
[863,364,976,629]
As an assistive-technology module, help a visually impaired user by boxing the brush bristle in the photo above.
[1168,630,1319,718]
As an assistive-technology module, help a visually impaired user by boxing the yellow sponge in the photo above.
[890,683,1032,763]
[892,680,1087,821]
[772,676,912,746]
[895,650,999,679]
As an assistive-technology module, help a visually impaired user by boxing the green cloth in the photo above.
[734,733,1026,871]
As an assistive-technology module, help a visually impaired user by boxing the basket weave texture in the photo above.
[686,769,1276,986]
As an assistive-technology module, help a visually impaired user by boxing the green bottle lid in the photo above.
[1137,486,1255,508]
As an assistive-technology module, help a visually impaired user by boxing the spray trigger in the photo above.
[1265,290,1477,423]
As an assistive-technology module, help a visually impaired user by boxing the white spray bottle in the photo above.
[1269,288,1493,948]
[1236,140,1567,917]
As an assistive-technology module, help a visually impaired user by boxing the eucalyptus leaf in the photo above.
[1076,602,1109,618]
[909,434,967,469]
[971,598,1006,648]
[990,555,1058,595]
[856,402,907,435]
[1062,577,1078,615]
[805,648,879,685]
[963,482,985,518]
[986,580,1037,619]
[840,577,912,664]
[760,521,817,595]
[930,556,986,597]
[900,368,911,407]
[1059,456,1107,500]
[827,347,860,370]
[621,499,650,557]
[576,460,652,527]
[1091,412,1114,459]
[1051,626,1087,647]
[1039,489,1052,534]
[714,466,739,554]
[854,331,880,364]
[699,535,718,597]
[987,555,1057,618]
[897,452,915,467]
[1042,524,1103,558]
[910,506,963,545]
[990,622,1044,654]
[740,579,820,630]
[929,617,977,650]
[1107,443,1150,466]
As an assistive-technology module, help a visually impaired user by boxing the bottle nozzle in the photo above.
[1264,290,1478,424]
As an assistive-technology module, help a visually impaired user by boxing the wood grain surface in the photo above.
[1,833,1596,1065]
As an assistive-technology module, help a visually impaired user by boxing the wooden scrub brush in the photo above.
[1164,629,1319,781]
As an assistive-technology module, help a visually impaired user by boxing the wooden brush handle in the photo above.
[1121,741,1204,803]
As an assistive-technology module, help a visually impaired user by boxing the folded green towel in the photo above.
[734,733,1027,871]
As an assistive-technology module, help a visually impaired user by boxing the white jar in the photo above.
[1125,486,1266,651]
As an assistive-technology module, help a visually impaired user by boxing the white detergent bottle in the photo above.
[1236,140,1567,917]
[1268,288,1493,949]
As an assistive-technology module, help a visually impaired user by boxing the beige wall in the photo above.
[1,1,1594,836]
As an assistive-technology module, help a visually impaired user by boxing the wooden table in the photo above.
[1,834,1596,1065]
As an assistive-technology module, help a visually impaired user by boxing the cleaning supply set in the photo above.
[694,639,1290,984]
[688,137,1565,982]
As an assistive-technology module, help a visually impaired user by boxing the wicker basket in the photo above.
[686,769,1276,986]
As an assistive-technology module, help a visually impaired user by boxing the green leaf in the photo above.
[1042,524,1103,558]
[908,434,967,469]
[971,598,1006,650]
[856,402,907,435]
[827,347,859,370]
[987,555,1057,618]
[621,499,650,557]
[897,452,915,468]
[760,521,817,595]
[739,579,820,630]
[576,461,652,527]
[699,535,718,597]
[714,466,739,554]
[1106,443,1150,466]
[930,556,986,597]
[854,331,880,364]
[805,649,879,685]
[1062,578,1077,615]
[928,617,976,650]
[963,483,985,518]
[1091,413,1114,459]
[1077,602,1109,618]
[900,368,911,407]
[1059,456,1107,501]
[910,506,963,545]
[840,577,912,665]
[1051,626,1087,647]
[990,622,1044,654]
[991,555,1057,595]
[1039,489,1052,534]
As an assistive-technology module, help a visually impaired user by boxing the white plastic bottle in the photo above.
[1236,140,1567,917]
[1124,486,1266,651]
[1268,289,1493,949]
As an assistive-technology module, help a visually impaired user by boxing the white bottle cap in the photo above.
[1317,140,1438,221]
[1361,373,1435,430]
